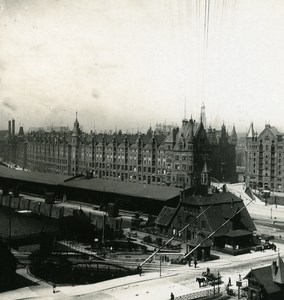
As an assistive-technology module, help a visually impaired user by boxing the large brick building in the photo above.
[245,123,284,192]
[3,113,237,188]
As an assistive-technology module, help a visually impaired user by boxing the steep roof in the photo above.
[173,119,201,150]
[244,265,282,295]
[181,192,256,235]
[247,123,255,138]
[258,125,281,140]
[274,256,284,285]
[155,206,177,227]
[72,117,81,137]
[231,125,237,140]
[269,126,281,136]
[202,160,209,173]
[187,235,213,247]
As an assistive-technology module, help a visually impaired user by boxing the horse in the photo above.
[196,277,206,287]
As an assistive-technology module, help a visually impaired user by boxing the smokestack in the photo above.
[12,119,15,137]
[19,125,24,136]
[8,120,11,138]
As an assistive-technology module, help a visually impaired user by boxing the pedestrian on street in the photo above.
[137,265,142,276]
[228,277,231,286]
[53,284,56,293]
[170,292,175,300]
[194,259,197,268]
[188,256,192,267]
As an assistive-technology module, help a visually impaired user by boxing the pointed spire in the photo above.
[231,125,237,139]
[188,117,194,142]
[202,160,209,174]
[200,102,206,129]
[72,111,80,137]
[247,122,255,138]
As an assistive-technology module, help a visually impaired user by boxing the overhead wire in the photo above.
[140,204,213,267]
[182,195,255,260]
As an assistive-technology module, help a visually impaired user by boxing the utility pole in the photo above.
[102,213,106,246]
[9,196,12,250]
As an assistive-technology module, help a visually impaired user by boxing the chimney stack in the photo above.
[8,120,11,138]
[12,119,15,137]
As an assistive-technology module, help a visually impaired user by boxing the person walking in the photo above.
[170,292,174,300]
[188,256,192,267]
[194,259,197,268]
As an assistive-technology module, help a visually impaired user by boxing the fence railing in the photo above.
[175,287,224,300]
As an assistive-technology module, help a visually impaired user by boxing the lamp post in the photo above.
[236,274,242,299]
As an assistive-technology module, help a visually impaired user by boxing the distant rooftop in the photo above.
[0,166,182,201]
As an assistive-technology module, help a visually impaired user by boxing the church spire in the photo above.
[72,111,80,137]
[200,102,206,129]
[231,125,238,145]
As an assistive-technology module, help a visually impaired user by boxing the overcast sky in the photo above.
[0,0,284,134]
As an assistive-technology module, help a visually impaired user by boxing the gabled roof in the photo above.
[181,192,256,235]
[155,206,178,227]
[164,128,176,144]
[173,119,201,150]
[141,134,152,145]
[155,134,167,147]
[258,125,281,140]
[116,134,126,146]
[245,265,282,295]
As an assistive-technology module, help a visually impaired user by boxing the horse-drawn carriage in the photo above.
[196,269,222,287]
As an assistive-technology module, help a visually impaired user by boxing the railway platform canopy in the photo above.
[0,166,183,213]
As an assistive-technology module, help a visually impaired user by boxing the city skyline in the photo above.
[1,0,284,133]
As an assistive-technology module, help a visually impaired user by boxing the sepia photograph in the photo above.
[0,1,284,299]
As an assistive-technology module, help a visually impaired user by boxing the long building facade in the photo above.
[245,123,284,192]
[3,115,237,187]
